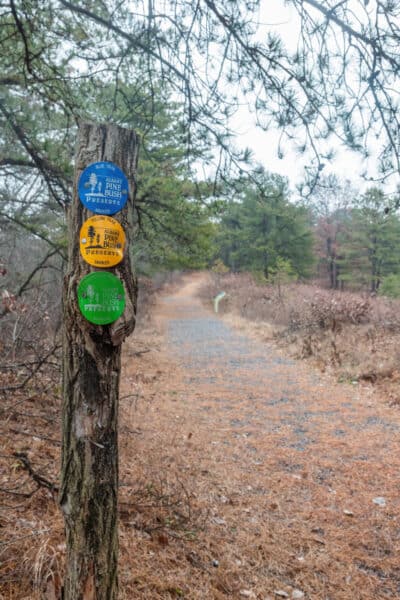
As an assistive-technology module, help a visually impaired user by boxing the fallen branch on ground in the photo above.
[12,452,58,493]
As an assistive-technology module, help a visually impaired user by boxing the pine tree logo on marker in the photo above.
[78,162,129,215]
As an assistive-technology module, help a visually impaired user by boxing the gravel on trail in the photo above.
[162,283,400,452]
[151,275,400,598]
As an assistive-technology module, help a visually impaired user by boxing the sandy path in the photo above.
[121,274,400,599]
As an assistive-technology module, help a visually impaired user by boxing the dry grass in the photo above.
[199,272,400,404]
[116,274,400,599]
[0,277,163,599]
[2,273,400,598]
[0,367,64,599]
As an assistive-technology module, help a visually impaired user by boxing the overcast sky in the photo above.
[230,0,393,196]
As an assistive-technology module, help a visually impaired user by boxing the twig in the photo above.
[0,386,56,415]
[0,344,61,392]
[120,393,140,403]
[0,529,51,547]
[131,349,151,357]
[6,429,61,446]
[12,452,58,492]
[120,426,143,435]
[7,410,56,423]
[0,486,38,499]
[17,248,61,297]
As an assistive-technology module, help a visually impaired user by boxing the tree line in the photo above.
[2,0,400,312]
[1,1,400,596]
[211,173,400,297]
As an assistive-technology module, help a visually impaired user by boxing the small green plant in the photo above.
[251,270,268,285]
[268,257,298,284]
[211,258,229,274]
[267,257,298,300]
[379,274,400,298]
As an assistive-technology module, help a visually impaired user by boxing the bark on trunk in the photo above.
[60,123,139,599]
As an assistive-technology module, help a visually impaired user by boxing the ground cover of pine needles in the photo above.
[1,273,400,599]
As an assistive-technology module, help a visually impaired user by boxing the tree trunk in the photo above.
[327,237,336,289]
[60,123,139,599]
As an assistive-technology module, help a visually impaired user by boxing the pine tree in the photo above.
[215,171,314,279]
[339,188,400,292]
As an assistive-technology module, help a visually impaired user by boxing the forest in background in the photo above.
[2,0,400,597]
[1,0,400,489]
[2,0,400,372]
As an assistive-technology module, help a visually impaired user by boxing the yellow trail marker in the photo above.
[80,215,125,268]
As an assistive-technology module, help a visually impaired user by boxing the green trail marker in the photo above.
[78,271,125,325]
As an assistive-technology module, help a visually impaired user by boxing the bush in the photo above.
[379,274,400,298]
[211,259,229,274]
[305,291,371,331]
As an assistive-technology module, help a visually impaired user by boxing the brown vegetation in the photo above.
[0,278,156,599]
[198,272,400,404]
[2,273,400,599]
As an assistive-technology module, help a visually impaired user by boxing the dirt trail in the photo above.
[121,273,400,599]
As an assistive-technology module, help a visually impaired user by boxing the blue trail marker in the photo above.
[78,161,129,215]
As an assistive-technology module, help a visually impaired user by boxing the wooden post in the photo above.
[60,123,139,599]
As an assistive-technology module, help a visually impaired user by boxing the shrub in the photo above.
[305,291,371,331]
[211,259,229,274]
[379,274,400,298]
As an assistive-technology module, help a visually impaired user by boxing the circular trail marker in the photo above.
[80,215,125,268]
[78,161,129,215]
[78,272,125,325]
